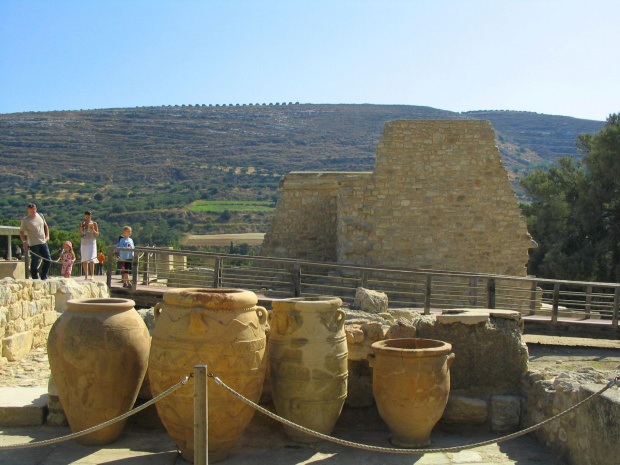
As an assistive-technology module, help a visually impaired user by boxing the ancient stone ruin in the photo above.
[262,120,537,276]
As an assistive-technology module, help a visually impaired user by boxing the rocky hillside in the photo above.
[0,104,605,244]
[0,104,603,185]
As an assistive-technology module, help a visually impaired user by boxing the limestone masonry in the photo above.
[0,278,108,362]
[262,120,537,276]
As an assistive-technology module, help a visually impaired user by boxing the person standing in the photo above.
[59,241,76,278]
[115,226,134,288]
[97,250,105,275]
[78,210,99,280]
[19,203,51,279]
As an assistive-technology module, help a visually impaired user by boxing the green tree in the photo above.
[218,210,232,222]
[520,157,593,279]
[578,114,620,280]
[520,114,620,281]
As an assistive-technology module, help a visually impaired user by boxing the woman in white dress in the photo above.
[78,210,99,280]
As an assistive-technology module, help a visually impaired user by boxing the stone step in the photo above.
[0,387,48,426]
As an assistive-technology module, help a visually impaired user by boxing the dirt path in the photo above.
[523,334,620,348]
[524,335,620,375]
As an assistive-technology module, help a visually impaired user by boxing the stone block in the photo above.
[353,287,388,313]
[0,387,48,426]
[45,394,68,426]
[436,309,489,325]
[2,331,34,361]
[491,394,522,433]
[385,318,417,339]
[43,310,58,327]
[442,394,488,425]
[8,303,21,320]
[0,261,25,280]
[344,318,387,361]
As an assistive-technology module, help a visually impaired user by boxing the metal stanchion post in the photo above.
[194,365,208,465]
[25,249,31,279]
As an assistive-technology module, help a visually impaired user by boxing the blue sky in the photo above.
[1,0,618,121]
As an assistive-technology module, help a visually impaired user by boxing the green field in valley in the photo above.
[189,200,276,212]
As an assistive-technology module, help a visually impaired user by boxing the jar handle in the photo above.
[154,302,163,321]
[255,306,268,327]
[447,352,456,369]
[367,352,376,368]
[335,308,346,330]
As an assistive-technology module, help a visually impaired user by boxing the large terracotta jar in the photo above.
[369,338,455,448]
[47,298,150,445]
[148,288,268,463]
[269,296,348,442]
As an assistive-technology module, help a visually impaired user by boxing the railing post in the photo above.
[131,252,138,290]
[424,274,432,315]
[552,282,560,324]
[293,263,301,297]
[152,250,158,281]
[585,285,593,319]
[194,365,208,465]
[486,278,496,309]
[142,251,150,285]
[361,270,368,289]
[529,280,538,314]
[469,277,477,307]
[213,257,222,288]
[613,287,620,328]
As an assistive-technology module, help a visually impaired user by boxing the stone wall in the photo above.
[262,172,371,262]
[0,278,108,362]
[522,370,620,465]
[344,308,528,433]
[262,120,536,276]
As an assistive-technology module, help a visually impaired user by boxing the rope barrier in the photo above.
[2,370,617,455]
[27,249,56,264]
[209,373,620,455]
[0,375,191,451]
[29,249,134,264]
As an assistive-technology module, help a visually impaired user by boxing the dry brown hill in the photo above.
[0,104,605,245]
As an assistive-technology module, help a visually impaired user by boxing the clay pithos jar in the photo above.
[148,288,267,463]
[369,338,455,448]
[47,298,150,445]
[269,296,348,442]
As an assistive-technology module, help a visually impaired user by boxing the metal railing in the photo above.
[107,246,620,328]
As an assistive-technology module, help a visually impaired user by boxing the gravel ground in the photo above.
[0,346,51,388]
[523,334,620,379]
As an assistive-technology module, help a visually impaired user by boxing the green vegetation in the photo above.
[0,185,278,248]
[520,114,620,281]
[189,200,276,212]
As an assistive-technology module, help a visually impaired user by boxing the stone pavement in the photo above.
[0,411,567,465]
